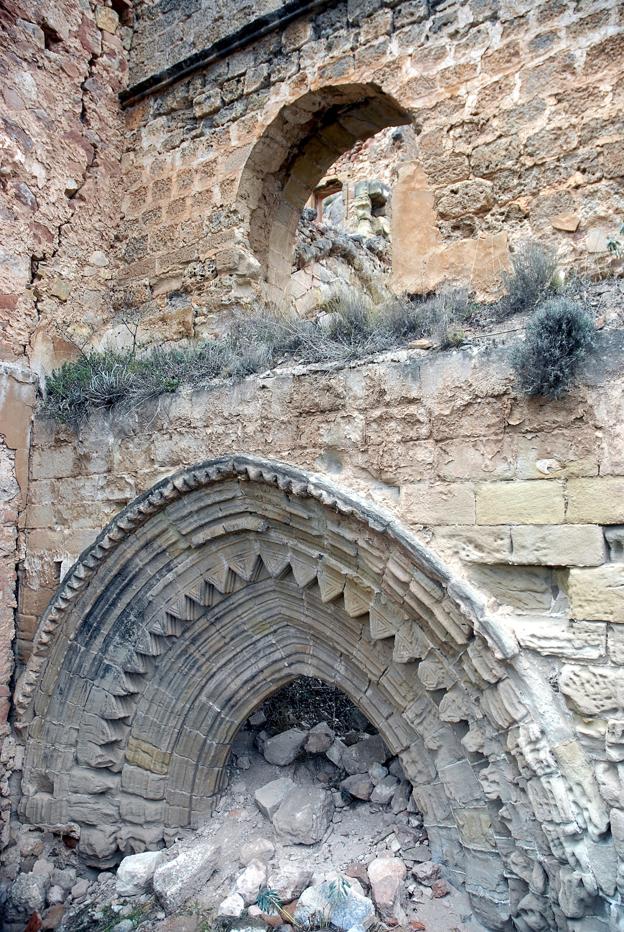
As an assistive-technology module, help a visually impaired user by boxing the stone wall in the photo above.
[129,0,287,85]
[0,0,129,848]
[16,332,624,927]
[112,0,624,341]
[22,333,624,663]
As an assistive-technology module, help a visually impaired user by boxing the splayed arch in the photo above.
[17,456,615,929]
[236,84,411,306]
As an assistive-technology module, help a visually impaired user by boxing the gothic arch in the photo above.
[236,83,411,305]
[17,456,616,930]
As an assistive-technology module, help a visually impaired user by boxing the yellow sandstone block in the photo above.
[568,565,624,623]
[476,481,565,525]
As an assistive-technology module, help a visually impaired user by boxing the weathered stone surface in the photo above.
[305,722,334,754]
[294,875,374,931]
[263,729,308,766]
[412,861,441,886]
[8,873,48,916]
[254,778,296,819]
[513,618,606,660]
[567,479,624,524]
[272,787,334,845]
[476,481,565,525]
[510,525,605,567]
[240,838,275,866]
[568,565,624,622]
[370,775,400,805]
[340,775,374,801]
[218,893,245,918]
[153,841,221,912]
[268,861,314,901]
[367,857,406,919]
[116,850,165,896]
[235,859,268,905]
[342,735,389,775]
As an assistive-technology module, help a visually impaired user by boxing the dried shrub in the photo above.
[41,288,474,427]
[511,298,596,399]
[499,241,559,319]
[380,289,471,346]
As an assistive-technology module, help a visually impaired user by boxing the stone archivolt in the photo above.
[16,455,621,929]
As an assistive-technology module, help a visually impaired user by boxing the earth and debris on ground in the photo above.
[2,679,485,932]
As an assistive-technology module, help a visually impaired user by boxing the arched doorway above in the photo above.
[236,84,411,306]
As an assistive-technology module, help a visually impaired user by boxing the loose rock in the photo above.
[272,787,334,845]
[367,857,406,920]
[305,722,334,754]
[412,861,441,886]
[255,778,296,819]
[153,841,221,912]
[340,774,373,801]
[341,735,388,775]
[371,775,399,805]
[218,893,246,917]
[235,859,268,905]
[8,873,48,917]
[116,850,165,897]
[295,874,375,931]
[240,837,275,865]
[263,729,308,766]
[268,861,313,900]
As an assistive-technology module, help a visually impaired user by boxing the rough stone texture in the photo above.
[305,722,334,754]
[218,893,245,918]
[267,861,313,901]
[12,451,624,930]
[262,728,307,766]
[0,0,128,851]
[153,841,221,912]
[116,850,165,896]
[235,859,268,906]
[568,565,624,622]
[240,838,275,866]
[254,779,296,820]
[367,857,406,920]
[271,787,334,845]
[2,1,624,929]
[294,875,375,932]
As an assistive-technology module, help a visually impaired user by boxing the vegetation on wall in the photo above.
[511,298,596,400]
[41,242,603,427]
[42,290,473,426]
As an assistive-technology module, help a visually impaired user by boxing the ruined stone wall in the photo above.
[23,334,624,663]
[0,0,129,847]
[112,0,624,342]
[18,333,624,926]
[129,0,287,85]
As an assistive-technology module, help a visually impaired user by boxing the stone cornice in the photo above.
[120,0,338,107]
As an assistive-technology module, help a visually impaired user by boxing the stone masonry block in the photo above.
[513,617,606,660]
[400,482,475,525]
[568,565,624,623]
[476,481,565,525]
[566,479,624,525]
[510,524,606,566]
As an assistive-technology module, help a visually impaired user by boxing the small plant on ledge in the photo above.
[511,297,596,400]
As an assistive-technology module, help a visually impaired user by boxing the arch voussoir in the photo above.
[16,455,617,929]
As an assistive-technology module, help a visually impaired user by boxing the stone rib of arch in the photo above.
[16,455,616,928]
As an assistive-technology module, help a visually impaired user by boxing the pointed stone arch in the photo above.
[236,83,411,306]
[16,456,615,930]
